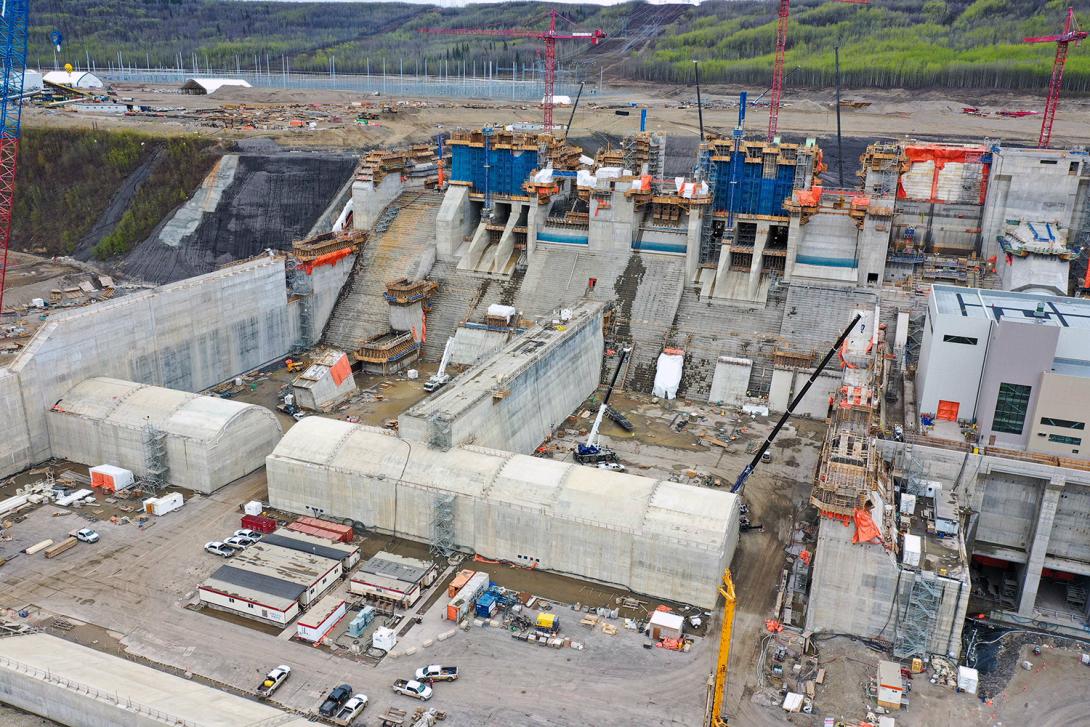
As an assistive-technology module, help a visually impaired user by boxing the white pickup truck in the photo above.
[256,665,290,699]
[414,665,459,682]
[392,679,433,701]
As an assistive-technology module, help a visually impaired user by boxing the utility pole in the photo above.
[835,46,844,187]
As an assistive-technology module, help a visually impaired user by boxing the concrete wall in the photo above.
[975,321,1058,449]
[352,175,403,231]
[708,356,752,406]
[768,368,839,417]
[588,188,636,252]
[307,254,357,339]
[0,632,309,727]
[448,327,510,366]
[981,148,1090,260]
[266,421,740,608]
[892,199,983,254]
[999,254,1069,296]
[806,518,968,657]
[435,185,475,260]
[0,256,297,478]
[399,303,604,454]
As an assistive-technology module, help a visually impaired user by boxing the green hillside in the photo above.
[27,0,1090,92]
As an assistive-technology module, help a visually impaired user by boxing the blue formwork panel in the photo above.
[451,145,539,196]
[712,157,796,217]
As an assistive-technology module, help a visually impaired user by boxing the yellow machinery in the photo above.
[709,569,736,727]
[285,358,305,373]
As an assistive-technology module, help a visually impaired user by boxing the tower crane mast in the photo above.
[0,0,29,314]
[1024,7,1087,148]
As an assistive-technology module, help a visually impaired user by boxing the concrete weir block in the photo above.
[437,629,457,641]
[422,639,434,648]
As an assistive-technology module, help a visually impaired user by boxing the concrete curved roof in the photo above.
[52,377,281,444]
[272,417,736,549]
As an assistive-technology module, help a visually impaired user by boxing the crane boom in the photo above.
[0,0,29,315]
[709,569,736,727]
[731,313,862,494]
[421,10,604,130]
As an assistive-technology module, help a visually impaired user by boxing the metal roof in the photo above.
[230,542,340,586]
[202,564,305,610]
[356,552,433,585]
[932,284,1090,331]
[262,531,355,563]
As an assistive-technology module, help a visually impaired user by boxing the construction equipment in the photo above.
[285,358,305,373]
[0,0,29,314]
[575,347,630,465]
[1024,7,1087,148]
[423,338,454,393]
[731,314,862,494]
[766,0,868,142]
[421,10,605,130]
[563,80,584,139]
[708,569,736,727]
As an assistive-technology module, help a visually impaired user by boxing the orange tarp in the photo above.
[794,185,823,206]
[852,507,882,544]
[330,353,351,386]
[897,144,990,204]
[301,247,353,274]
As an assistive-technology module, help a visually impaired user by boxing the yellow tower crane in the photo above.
[709,569,736,727]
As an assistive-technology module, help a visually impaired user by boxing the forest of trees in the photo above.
[27,0,1090,92]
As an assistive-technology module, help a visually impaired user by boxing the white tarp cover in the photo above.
[532,167,554,184]
[486,304,517,321]
[652,352,683,400]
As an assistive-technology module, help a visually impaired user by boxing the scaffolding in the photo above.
[430,492,456,558]
[894,572,941,659]
[696,143,720,264]
[142,422,169,492]
[287,259,314,349]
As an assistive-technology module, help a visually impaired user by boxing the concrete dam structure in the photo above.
[399,302,605,454]
[47,377,282,493]
[0,253,352,479]
[267,419,741,608]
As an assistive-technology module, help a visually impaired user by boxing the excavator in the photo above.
[574,347,630,465]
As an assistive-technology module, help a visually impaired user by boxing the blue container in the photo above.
[475,592,498,618]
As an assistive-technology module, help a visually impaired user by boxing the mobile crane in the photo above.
[574,347,630,465]
[708,569,736,727]
[423,337,454,393]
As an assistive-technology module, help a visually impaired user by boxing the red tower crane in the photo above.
[767,0,869,142]
[421,10,605,131]
[1024,7,1087,148]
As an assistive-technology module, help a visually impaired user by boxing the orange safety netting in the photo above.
[897,144,990,204]
[794,185,823,207]
[852,507,883,544]
[301,247,353,274]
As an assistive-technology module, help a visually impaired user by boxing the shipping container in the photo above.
[293,516,354,542]
[89,465,135,493]
[902,534,922,567]
[241,514,278,533]
[448,569,476,598]
[446,571,488,622]
[475,592,498,618]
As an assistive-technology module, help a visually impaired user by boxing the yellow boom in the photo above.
[710,569,736,727]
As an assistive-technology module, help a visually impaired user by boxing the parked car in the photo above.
[75,528,100,543]
[333,694,369,724]
[225,535,256,549]
[392,679,433,701]
[204,541,236,558]
[414,665,459,683]
[319,684,353,717]
[234,529,263,541]
[256,665,291,699]
[596,462,626,472]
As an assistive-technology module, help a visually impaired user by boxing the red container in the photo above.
[241,514,278,534]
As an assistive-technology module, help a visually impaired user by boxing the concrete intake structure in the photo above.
[399,302,605,454]
[48,377,282,493]
[267,418,741,608]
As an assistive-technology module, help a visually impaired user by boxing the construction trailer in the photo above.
[350,551,438,608]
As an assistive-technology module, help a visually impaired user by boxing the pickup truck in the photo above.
[256,665,291,699]
[414,665,458,683]
[392,679,433,701]
[319,684,353,717]
[333,694,369,725]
